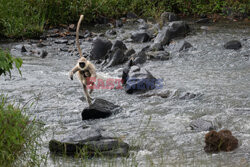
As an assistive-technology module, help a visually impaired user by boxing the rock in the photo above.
[82,98,121,120]
[161,12,178,25]
[132,51,147,65]
[196,18,210,24]
[115,20,123,28]
[147,51,170,61]
[54,39,68,44]
[112,40,127,51]
[41,50,48,58]
[104,48,126,67]
[224,40,242,50]
[105,29,117,36]
[127,12,138,19]
[123,67,158,94]
[190,119,215,131]
[124,48,135,60]
[21,45,27,52]
[171,40,192,51]
[49,127,129,156]
[90,38,112,60]
[139,23,149,30]
[131,32,150,43]
[150,43,164,51]
[204,130,238,153]
[154,21,190,47]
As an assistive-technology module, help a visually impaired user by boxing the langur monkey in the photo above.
[69,15,97,105]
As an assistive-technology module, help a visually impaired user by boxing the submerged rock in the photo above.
[131,32,150,43]
[154,21,190,47]
[49,127,129,156]
[21,45,27,52]
[224,40,242,50]
[190,119,215,131]
[171,40,193,51]
[204,130,238,153]
[147,51,170,61]
[90,38,112,60]
[82,98,121,120]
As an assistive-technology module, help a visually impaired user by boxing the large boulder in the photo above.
[82,98,121,120]
[154,21,190,47]
[122,66,158,94]
[103,40,128,68]
[49,127,129,156]
[204,130,238,153]
[131,32,150,43]
[224,40,242,50]
[90,38,112,60]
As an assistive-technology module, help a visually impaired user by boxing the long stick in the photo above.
[76,15,84,57]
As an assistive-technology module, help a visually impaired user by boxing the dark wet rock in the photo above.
[90,38,112,60]
[132,51,147,65]
[122,66,157,94]
[124,48,135,60]
[154,21,190,47]
[112,40,127,51]
[104,48,126,68]
[37,42,49,48]
[21,45,27,52]
[49,127,129,156]
[115,20,123,28]
[127,12,138,19]
[150,43,164,51]
[204,130,238,153]
[224,40,242,50]
[196,18,210,24]
[105,29,117,36]
[161,12,178,25]
[41,50,48,58]
[170,40,193,52]
[131,32,150,43]
[82,98,121,120]
[147,51,170,61]
[190,119,215,131]
[54,39,68,44]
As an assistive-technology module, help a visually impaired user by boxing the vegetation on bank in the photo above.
[0,50,46,166]
[0,0,249,38]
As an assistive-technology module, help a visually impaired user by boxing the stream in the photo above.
[0,19,250,166]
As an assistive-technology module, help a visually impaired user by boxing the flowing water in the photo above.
[0,20,250,166]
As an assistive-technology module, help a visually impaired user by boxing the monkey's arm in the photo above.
[69,65,80,80]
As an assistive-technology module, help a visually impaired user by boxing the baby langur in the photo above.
[69,15,97,105]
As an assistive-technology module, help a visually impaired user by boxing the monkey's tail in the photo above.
[76,15,84,57]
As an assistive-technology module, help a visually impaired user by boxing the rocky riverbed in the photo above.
[0,17,250,166]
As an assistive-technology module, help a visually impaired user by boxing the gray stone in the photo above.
[90,38,112,60]
[190,119,216,131]
[82,98,121,120]
[131,32,150,43]
[224,40,242,50]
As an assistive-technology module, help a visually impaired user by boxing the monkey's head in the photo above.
[78,57,88,70]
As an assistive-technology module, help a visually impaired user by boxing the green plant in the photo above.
[0,49,22,77]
